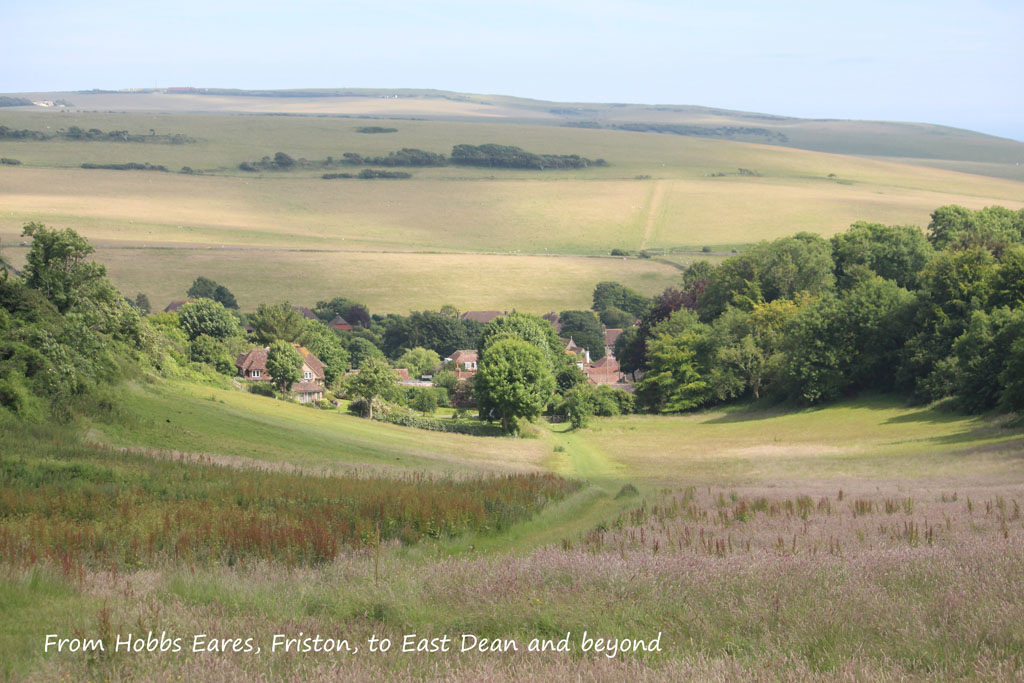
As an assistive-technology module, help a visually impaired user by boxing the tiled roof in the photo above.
[293,306,318,320]
[605,328,623,347]
[293,380,323,394]
[164,299,191,313]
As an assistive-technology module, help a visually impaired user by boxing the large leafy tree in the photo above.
[266,340,302,393]
[699,234,834,320]
[252,302,305,343]
[296,320,350,386]
[314,297,371,327]
[480,313,567,370]
[475,337,555,434]
[831,221,934,290]
[592,281,649,318]
[21,222,108,314]
[636,331,709,413]
[345,355,396,419]
[177,298,238,341]
[187,276,238,309]
[397,346,441,378]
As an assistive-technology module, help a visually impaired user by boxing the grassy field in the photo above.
[4,378,1024,680]
[3,102,1023,313]
[3,245,692,314]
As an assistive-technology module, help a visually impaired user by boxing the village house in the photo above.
[235,345,327,403]
[444,349,479,379]
[584,355,626,386]
[562,337,591,366]
[328,315,353,332]
[542,312,562,332]
[604,328,623,359]
[293,306,319,320]
[163,299,192,313]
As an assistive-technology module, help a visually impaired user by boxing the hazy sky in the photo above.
[4,0,1022,139]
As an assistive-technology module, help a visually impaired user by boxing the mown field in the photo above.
[2,100,1023,313]
[4,379,1023,680]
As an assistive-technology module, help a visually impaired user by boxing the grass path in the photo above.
[639,179,666,250]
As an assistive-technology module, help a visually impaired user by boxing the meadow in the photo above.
[4,381,1023,680]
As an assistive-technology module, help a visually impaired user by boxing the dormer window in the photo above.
[251,370,261,378]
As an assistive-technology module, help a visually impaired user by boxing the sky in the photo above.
[4,0,1023,140]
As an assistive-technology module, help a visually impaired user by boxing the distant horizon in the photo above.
[5,84,1022,143]
[4,1,1022,141]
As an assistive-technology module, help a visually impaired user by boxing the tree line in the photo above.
[611,205,1024,414]
[0,125,193,143]
[240,145,608,172]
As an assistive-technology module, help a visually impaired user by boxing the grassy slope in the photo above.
[580,396,1024,484]
[6,379,1024,679]
[90,379,551,476]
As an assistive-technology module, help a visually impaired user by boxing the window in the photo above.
[251,370,261,378]
[304,371,312,379]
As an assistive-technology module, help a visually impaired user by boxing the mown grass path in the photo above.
[428,422,640,557]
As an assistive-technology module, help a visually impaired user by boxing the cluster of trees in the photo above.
[0,223,147,420]
[355,126,398,134]
[450,144,606,169]
[610,123,789,143]
[0,125,192,143]
[241,145,608,174]
[337,149,447,167]
[187,276,237,309]
[322,169,412,180]
[239,152,298,172]
[612,206,1024,415]
[592,281,649,328]
[81,162,169,172]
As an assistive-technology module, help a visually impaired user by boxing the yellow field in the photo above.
[3,245,692,313]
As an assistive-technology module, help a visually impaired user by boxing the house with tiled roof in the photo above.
[163,299,192,313]
[293,306,319,320]
[444,349,479,379]
[542,312,562,332]
[585,355,626,386]
[604,328,623,359]
[328,316,353,332]
[235,345,326,401]
[562,337,591,366]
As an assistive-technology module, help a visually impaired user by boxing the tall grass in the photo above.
[0,419,580,572]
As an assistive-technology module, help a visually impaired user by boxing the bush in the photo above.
[248,382,276,398]
[373,407,503,436]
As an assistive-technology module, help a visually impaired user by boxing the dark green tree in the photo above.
[252,302,305,343]
[345,355,396,419]
[266,340,303,393]
[475,337,556,433]
[297,320,350,386]
[831,221,934,290]
[21,222,108,314]
[592,281,649,318]
[178,298,238,341]
[347,337,385,369]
